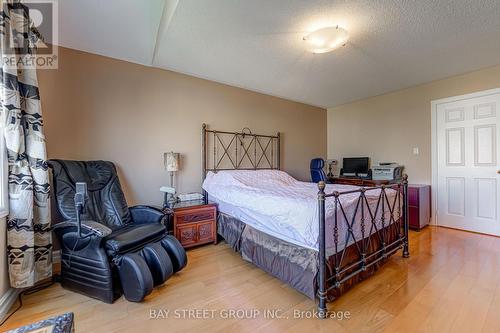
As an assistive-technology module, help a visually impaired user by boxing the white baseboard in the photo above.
[0,288,20,323]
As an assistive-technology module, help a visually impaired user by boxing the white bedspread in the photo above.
[202,170,399,251]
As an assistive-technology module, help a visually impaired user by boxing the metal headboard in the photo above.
[201,123,281,182]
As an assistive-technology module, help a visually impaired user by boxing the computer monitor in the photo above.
[342,157,369,176]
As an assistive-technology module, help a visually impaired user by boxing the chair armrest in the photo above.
[129,205,168,225]
[53,220,112,238]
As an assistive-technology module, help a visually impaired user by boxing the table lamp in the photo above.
[326,159,338,178]
[164,152,179,206]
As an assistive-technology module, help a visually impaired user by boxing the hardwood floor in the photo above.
[3,226,500,332]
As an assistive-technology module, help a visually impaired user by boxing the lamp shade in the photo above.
[164,152,179,172]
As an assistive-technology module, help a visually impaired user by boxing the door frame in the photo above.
[431,88,500,227]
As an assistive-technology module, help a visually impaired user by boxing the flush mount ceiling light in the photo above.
[303,25,349,54]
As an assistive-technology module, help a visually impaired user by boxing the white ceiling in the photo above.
[57,0,164,66]
[54,0,500,108]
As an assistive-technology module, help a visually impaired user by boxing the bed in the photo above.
[201,124,409,317]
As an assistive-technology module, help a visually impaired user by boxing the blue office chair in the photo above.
[310,158,328,183]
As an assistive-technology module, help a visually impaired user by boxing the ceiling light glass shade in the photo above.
[303,26,349,54]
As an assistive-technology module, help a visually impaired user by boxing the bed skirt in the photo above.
[218,212,318,299]
[217,212,400,301]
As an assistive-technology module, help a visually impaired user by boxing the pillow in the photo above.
[203,169,298,189]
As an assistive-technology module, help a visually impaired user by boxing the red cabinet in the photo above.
[408,184,431,230]
[173,203,217,248]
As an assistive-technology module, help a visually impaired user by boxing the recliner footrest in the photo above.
[140,242,173,286]
[117,253,154,302]
[160,235,188,273]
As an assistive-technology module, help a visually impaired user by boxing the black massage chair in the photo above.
[49,160,187,303]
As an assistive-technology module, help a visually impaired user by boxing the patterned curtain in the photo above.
[0,0,51,288]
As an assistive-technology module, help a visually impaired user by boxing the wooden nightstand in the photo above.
[171,200,217,248]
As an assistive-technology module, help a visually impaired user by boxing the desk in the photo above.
[329,177,391,186]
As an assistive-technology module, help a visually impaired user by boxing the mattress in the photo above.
[202,170,399,252]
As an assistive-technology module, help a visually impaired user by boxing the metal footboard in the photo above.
[317,175,409,317]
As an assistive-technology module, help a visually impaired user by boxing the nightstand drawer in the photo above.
[175,207,216,224]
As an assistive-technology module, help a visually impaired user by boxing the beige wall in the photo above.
[327,64,500,184]
[38,47,326,206]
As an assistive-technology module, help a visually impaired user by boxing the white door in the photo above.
[436,91,500,235]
